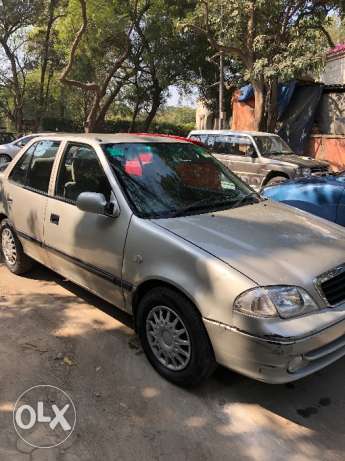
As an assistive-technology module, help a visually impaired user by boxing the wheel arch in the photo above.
[131,279,202,331]
[262,170,289,186]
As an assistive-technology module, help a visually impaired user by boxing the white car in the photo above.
[0,134,45,165]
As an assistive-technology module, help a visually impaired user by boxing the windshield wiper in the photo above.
[231,191,262,209]
[171,193,247,217]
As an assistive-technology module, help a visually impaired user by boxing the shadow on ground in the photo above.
[0,259,344,460]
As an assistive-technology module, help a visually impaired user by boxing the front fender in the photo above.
[122,216,256,325]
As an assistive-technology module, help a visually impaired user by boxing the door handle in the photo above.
[50,214,60,225]
[6,195,13,203]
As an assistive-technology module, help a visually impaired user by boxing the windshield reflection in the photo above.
[253,136,293,155]
[103,142,260,218]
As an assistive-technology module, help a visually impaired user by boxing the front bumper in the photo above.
[204,316,345,383]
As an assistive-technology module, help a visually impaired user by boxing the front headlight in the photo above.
[234,286,318,319]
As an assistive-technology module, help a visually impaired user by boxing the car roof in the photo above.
[27,133,191,144]
[189,130,276,137]
[19,133,49,138]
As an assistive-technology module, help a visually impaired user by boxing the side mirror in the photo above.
[76,192,120,218]
[249,149,258,159]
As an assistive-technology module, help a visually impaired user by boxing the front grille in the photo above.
[319,266,345,305]
[311,166,329,176]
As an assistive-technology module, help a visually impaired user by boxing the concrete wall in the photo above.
[317,93,345,135]
[322,52,345,85]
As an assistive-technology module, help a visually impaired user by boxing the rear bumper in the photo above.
[204,316,345,383]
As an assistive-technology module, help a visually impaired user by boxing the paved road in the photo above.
[0,260,344,461]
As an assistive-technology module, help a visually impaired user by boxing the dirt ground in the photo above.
[0,259,345,461]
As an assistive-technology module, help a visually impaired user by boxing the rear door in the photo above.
[5,140,61,265]
[43,142,131,310]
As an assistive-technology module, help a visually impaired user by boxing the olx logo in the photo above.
[15,401,71,431]
[13,385,76,449]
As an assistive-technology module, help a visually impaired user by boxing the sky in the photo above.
[166,86,198,108]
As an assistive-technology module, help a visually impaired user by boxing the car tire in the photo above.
[264,175,288,187]
[0,154,12,166]
[137,287,216,387]
[0,220,34,274]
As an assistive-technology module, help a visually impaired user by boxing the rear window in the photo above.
[9,140,60,193]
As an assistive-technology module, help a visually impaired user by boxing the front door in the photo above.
[44,142,131,310]
[208,135,264,189]
[5,140,61,265]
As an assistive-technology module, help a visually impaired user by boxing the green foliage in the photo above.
[156,106,196,125]
[328,15,345,44]
[185,0,343,129]
[188,0,336,82]
[0,0,344,133]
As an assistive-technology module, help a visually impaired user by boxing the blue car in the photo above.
[262,173,345,226]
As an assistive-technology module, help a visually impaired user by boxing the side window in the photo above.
[205,135,215,148]
[213,136,232,155]
[214,136,253,156]
[15,136,33,148]
[26,141,60,193]
[55,143,112,203]
[9,144,37,186]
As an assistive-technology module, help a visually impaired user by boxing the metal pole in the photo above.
[219,52,224,130]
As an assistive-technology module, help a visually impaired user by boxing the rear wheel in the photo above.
[0,154,12,166]
[0,220,34,274]
[137,287,216,387]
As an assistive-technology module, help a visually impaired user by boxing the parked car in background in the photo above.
[188,130,330,190]
[0,133,45,165]
[2,134,345,386]
[263,173,345,226]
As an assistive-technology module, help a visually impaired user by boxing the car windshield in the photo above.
[103,142,260,218]
[253,135,293,155]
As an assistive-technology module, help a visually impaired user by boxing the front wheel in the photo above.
[1,220,34,274]
[137,287,216,387]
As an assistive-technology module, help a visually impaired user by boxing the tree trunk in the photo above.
[37,0,57,130]
[252,80,265,131]
[93,83,124,132]
[266,78,278,133]
[129,96,140,132]
[143,87,161,131]
[15,107,24,134]
[1,40,24,133]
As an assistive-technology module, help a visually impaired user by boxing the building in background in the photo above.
[322,44,345,85]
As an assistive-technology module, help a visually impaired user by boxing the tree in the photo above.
[121,0,202,131]
[0,0,43,131]
[186,0,342,131]
[59,0,150,132]
[27,0,66,129]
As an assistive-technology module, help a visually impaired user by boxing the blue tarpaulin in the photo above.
[238,84,254,102]
[278,84,324,154]
[277,81,297,119]
[238,81,297,118]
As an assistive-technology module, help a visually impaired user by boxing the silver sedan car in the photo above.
[0,134,45,165]
[1,133,345,386]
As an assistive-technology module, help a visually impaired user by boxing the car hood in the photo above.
[0,143,11,152]
[153,201,345,288]
[267,154,328,168]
